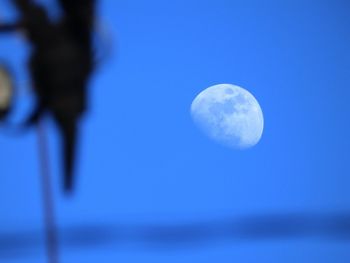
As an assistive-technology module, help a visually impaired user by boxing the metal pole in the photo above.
[37,121,60,263]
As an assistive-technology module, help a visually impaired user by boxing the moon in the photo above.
[190,84,264,149]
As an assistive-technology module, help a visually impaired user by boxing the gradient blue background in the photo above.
[1,0,350,262]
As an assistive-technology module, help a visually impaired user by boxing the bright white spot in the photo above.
[191,84,264,149]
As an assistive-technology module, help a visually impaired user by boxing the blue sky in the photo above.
[1,0,350,262]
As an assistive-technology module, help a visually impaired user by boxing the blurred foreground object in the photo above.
[0,65,13,120]
[0,0,97,193]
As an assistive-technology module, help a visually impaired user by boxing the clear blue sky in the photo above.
[1,0,350,262]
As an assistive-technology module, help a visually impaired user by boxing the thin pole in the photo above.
[37,121,60,263]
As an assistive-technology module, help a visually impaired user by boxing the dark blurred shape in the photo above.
[0,0,97,193]
[0,65,14,120]
[3,212,350,259]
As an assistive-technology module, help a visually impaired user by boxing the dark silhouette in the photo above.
[0,0,97,193]
[0,65,13,120]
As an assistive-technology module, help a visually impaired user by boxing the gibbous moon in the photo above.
[191,84,264,149]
